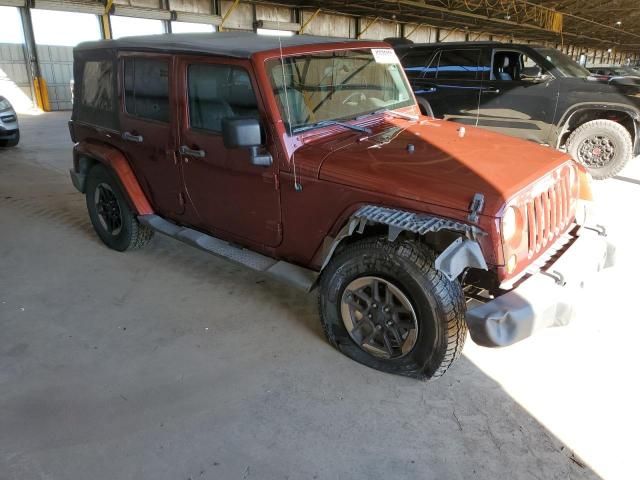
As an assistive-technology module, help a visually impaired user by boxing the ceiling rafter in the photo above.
[260,0,640,52]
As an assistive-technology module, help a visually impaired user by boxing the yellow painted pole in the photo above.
[102,0,113,39]
[33,77,50,111]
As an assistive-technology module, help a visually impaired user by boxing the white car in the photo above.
[0,96,19,147]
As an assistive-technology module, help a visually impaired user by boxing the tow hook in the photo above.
[583,224,607,237]
[541,270,566,286]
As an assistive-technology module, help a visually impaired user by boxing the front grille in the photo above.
[526,168,573,257]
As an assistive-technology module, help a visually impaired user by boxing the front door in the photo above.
[176,56,281,247]
[477,49,559,144]
[118,53,183,218]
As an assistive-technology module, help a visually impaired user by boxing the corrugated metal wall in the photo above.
[36,45,73,110]
[0,42,33,111]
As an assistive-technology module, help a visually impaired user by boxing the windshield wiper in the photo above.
[373,108,419,121]
[295,120,371,134]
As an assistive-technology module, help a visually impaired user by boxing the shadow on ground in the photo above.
[0,112,603,480]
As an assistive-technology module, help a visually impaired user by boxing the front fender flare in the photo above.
[318,205,488,280]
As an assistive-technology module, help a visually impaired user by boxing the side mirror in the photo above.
[222,117,272,167]
[534,71,552,83]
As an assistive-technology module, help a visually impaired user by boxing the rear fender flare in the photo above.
[73,142,153,215]
[555,102,640,151]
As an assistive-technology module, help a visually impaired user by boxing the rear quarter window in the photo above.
[81,61,114,112]
[73,56,118,130]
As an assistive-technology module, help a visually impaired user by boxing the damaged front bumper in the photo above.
[466,226,615,347]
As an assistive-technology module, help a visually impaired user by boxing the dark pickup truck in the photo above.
[394,41,640,179]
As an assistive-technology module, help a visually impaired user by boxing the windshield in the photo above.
[533,47,591,78]
[266,49,414,133]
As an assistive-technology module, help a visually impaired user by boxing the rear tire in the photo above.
[85,164,153,251]
[566,119,632,180]
[318,236,467,380]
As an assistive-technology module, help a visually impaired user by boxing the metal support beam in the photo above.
[357,16,378,39]
[219,0,240,31]
[404,23,422,39]
[299,8,320,34]
[19,6,49,111]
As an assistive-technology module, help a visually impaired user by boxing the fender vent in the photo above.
[354,205,483,240]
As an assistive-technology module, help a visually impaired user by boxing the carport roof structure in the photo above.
[270,0,640,49]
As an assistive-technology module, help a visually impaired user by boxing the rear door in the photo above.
[427,48,485,124]
[477,48,559,144]
[403,47,485,122]
[176,56,282,247]
[117,53,183,218]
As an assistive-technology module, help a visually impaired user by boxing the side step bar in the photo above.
[138,214,318,291]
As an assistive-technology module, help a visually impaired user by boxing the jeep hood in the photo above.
[304,118,571,216]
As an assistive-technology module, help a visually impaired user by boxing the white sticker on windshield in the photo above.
[371,48,399,64]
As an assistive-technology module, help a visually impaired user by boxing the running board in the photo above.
[138,214,318,291]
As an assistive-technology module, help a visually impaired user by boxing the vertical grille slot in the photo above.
[524,168,574,258]
[549,186,557,235]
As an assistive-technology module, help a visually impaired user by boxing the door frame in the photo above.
[174,53,283,249]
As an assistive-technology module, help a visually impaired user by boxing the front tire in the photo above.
[566,119,633,180]
[85,164,153,251]
[319,236,467,380]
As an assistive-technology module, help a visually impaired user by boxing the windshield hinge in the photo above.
[468,193,485,224]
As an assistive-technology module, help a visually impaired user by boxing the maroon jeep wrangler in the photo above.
[69,32,612,379]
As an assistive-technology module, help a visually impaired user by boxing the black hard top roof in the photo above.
[75,31,380,58]
[395,41,543,49]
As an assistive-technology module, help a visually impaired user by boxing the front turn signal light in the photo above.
[577,167,593,201]
[506,254,518,275]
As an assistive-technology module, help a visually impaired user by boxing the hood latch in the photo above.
[468,193,485,224]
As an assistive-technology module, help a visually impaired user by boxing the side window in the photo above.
[436,49,481,80]
[123,57,170,122]
[400,49,435,78]
[423,51,440,79]
[187,64,258,133]
[81,60,114,111]
[521,54,544,80]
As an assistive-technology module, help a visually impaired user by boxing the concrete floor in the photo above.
[1,112,638,480]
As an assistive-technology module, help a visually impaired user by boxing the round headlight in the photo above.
[502,206,518,242]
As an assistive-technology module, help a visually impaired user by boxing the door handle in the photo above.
[179,145,206,158]
[122,131,143,143]
[483,87,501,94]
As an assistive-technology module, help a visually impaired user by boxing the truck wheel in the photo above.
[566,119,632,180]
[85,164,153,251]
[318,236,467,380]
